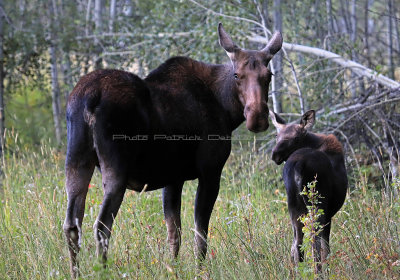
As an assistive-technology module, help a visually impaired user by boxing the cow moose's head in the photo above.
[218,23,283,133]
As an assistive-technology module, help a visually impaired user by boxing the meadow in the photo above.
[0,131,399,279]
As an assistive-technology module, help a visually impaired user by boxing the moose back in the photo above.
[63,23,282,278]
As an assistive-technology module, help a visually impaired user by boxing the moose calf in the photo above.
[269,110,348,269]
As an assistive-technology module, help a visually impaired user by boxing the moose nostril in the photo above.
[244,106,251,118]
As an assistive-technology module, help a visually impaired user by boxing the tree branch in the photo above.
[248,34,400,89]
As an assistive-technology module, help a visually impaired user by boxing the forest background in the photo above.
[0,0,399,279]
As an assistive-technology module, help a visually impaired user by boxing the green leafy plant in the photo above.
[298,177,325,278]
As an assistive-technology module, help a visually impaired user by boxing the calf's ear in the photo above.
[300,110,315,130]
[269,110,286,132]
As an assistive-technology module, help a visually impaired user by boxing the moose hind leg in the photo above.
[162,182,184,258]
[94,170,126,263]
[312,215,333,272]
[63,162,95,278]
[320,220,331,264]
[290,215,304,264]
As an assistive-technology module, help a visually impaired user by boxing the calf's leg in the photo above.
[320,220,331,264]
[312,216,331,272]
[290,216,304,264]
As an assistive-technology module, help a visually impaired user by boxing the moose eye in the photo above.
[234,73,239,80]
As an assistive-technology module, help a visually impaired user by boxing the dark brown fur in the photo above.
[270,110,348,271]
[63,24,282,278]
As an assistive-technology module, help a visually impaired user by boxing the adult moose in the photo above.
[63,23,282,277]
[269,110,348,271]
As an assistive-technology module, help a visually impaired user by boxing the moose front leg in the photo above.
[194,173,221,261]
[162,182,184,258]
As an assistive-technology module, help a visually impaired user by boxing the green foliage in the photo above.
[1,138,399,279]
[0,1,399,276]
[298,178,325,279]
[5,85,57,148]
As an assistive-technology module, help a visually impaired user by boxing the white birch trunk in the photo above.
[48,0,62,144]
[272,0,283,113]
[94,0,103,69]
[109,0,116,33]
[387,0,394,79]
[0,0,4,156]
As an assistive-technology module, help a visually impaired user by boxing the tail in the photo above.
[66,75,102,166]
[67,70,105,128]
[294,169,308,206]
[83,91,101,128]
[294,167,320,207]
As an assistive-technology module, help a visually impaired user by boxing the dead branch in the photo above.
[249,34,400,89]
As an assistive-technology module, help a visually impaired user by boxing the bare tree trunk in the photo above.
[62,51,72,102]
[339,0,351,33]
[364,0,371,67]
[262,0,281,113]
[94,0,104,69]
[373,109,399,195]
[325,0,334,99]
[272,0,283,113]
[326,0,333,51]
[58,0,72,102]
[48,0,62,145]
[313,0,323,45]
[84,0,93,73]
[261,0,270,34]
[109,0,116,33]
[0,0,4,158]
[394,3,400,66]
[350,0,357,46]
[262,0,278,113]
[349,0,358,98]
[85,0,92,36]
[78,0,85,14]
[50,44,62,145]
[387,0,395,79]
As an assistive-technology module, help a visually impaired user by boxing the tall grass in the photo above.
[0,132,399,279]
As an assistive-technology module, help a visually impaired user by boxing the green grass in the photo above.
[0,133,399,279]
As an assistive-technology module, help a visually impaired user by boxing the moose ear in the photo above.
[261,31,283,57]
[269,110,286,132]
[300,110,315,130]
[218,23,240,62]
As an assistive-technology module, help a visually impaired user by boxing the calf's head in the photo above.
[270,110,315,165]
[218,23,282,133]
